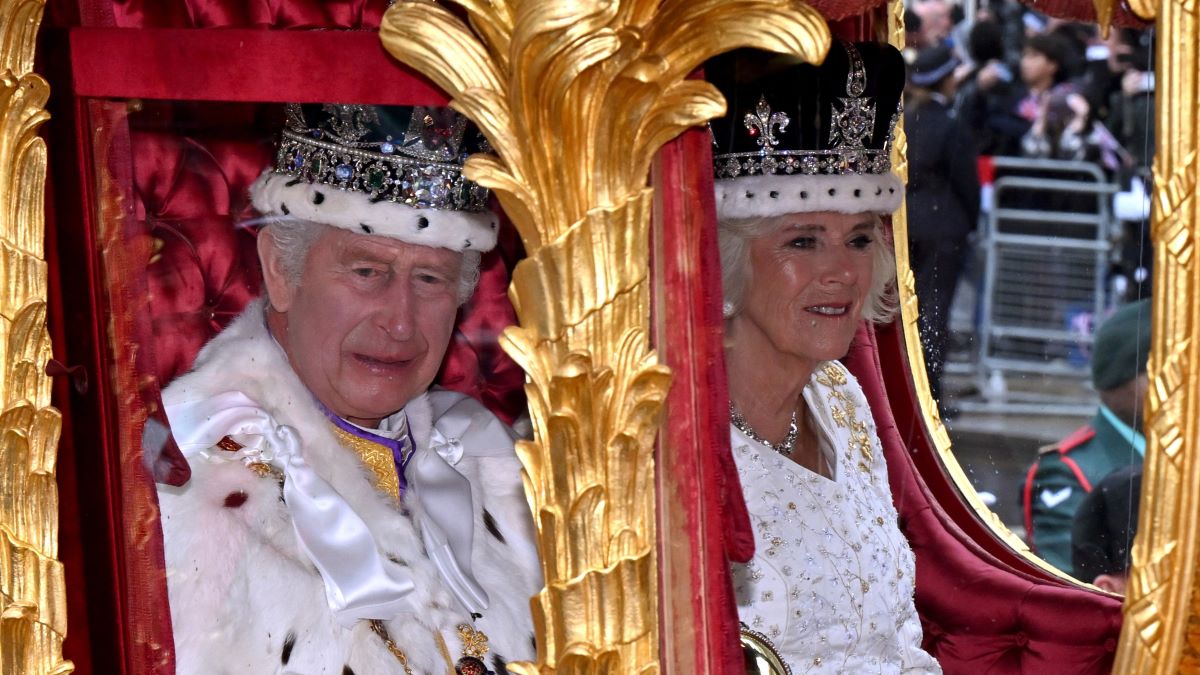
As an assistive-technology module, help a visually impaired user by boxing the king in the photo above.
[156,103,540,674]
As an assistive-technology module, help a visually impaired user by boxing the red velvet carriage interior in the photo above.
[41,1,1124,672]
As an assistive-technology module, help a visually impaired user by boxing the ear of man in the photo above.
[1092,573,1127,594]
[257,227,295,313]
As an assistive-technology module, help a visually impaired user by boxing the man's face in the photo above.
[915,0,951,46]
[262,226,462,426]
[1101,372,1149,431]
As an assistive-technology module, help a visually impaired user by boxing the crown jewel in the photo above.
[712,41,899,181]
[743,97,789,148]
[272,103,489,212]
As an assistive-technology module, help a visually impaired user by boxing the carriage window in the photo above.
[902,17,1154,587]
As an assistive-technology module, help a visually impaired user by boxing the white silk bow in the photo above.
[164,389,492,624]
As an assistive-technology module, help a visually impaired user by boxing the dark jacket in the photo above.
[1022,410,1143,571]
[905,95,981,242]
[956,70,1030,157]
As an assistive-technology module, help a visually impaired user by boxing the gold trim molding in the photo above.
[889,0,1200,667]
[1114,0,1200,669]
[0,0,71,673]
[380,1,828,671]
[885,0,1089,589]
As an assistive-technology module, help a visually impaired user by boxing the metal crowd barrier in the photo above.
[967,157,1119,416]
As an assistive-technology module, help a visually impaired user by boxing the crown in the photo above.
[710,41,902,181]
[271,103,491,213]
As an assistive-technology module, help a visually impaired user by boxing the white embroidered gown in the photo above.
[731,361,941,674]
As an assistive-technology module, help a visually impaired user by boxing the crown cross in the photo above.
[828,41,876,151]
[743,97,789,149]
[829,96,876,150]
[322,104,380,144]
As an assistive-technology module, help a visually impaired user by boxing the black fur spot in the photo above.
[853,189,861,197]
[342,667,355,675]
[281,632,296,665]
[875,187,883,196]
[744,190,755,198]
[464,238,472,248]
[417,217,429,229]
[531,633,538,651]
[800,191,808,199]
[493,655,508,673]
[490,221,498,230]
[280,203,290,215]
[768,191,779,198]
[312,191,325,205]
[284,179,302,188]
[387,553,407,566]
[223,491,248,508]
[827,188,836,196]
[360,224,373,234]
[483,510,507,544]
[889,187,895,193]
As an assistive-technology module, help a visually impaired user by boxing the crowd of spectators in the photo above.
[903,1,1154,409]
[905,0,1154,175]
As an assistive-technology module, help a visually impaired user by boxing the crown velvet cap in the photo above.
[250,103,499,253]
[709,41,906,219]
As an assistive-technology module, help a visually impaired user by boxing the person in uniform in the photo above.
[1022,299,1151,570]
[1071,462,1142,592]
[905,43,981,405]
[156,104,540,674]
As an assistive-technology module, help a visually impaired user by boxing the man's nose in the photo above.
[378,282,416,341]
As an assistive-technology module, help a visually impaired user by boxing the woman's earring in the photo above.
[723,301,735,318]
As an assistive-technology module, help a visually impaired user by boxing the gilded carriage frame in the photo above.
[1,0,1197,672]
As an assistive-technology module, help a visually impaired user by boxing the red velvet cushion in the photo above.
[844,324,1122,674]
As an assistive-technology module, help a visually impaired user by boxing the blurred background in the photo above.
[899,0,1153,544]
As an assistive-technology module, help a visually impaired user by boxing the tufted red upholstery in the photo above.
[844,323,1123,674]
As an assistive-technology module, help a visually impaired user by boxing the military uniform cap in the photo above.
[1091,299,1151,391]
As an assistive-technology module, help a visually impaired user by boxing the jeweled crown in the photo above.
[272,103,491,213]
[709,41,905,181]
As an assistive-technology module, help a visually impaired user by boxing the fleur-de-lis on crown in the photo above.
[743,96,789,149]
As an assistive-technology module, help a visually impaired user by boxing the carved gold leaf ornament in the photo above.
[382,1,828,671]
[0,0,72,672]
[1113,0,1200,665]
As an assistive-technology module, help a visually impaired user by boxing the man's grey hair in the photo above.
[262,218,482,305]
[718,214,898,324]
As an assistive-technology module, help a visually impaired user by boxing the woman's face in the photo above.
[730,211,878,371]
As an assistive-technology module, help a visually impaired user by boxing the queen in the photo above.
[709,42,942,673]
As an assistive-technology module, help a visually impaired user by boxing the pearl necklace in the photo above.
[729,404,799,456]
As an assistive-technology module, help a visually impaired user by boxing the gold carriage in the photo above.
[0,0,1194,672]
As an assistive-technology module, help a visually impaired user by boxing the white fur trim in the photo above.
[715,172,904,219]
[250,171,500,253]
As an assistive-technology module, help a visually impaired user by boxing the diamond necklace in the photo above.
[729,404,799,456]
